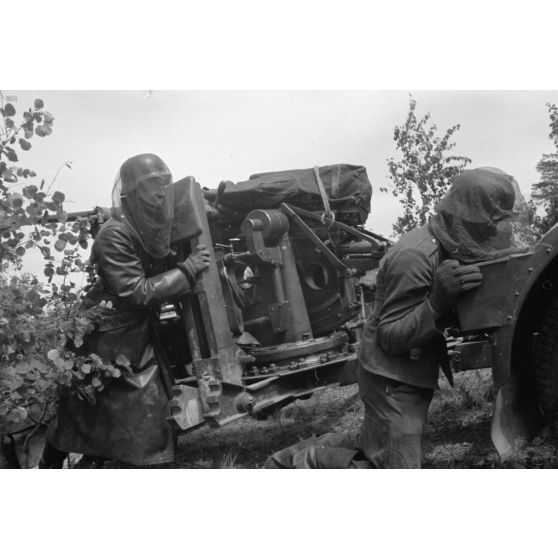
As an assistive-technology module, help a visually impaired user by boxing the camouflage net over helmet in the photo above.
[429,167,533,263]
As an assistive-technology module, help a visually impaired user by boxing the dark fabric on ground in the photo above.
[264,430,371,469]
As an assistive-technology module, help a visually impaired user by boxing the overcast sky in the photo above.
[7,90,558,250]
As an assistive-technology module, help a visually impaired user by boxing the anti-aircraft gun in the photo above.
[157,165,390,432]
[169,165,558,462]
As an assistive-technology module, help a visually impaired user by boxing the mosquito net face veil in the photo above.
[429,167,529,263]
[111,154,174,258]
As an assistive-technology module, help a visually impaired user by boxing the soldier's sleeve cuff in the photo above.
[176,262,196,286]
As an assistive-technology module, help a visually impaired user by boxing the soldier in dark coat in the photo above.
[357,167,522,468]
[266,167,525,469]
[40,154,210,468]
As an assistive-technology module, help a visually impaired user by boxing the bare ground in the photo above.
[3,369,558,468]
[174,369,558,469]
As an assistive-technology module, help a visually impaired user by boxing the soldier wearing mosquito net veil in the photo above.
[266,166,531,469]
[40,153,211,468]
[353,166,532,469]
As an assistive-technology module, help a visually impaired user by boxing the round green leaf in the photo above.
[52,191,65,205]
[3,171,17,183]
[8,194,24,207]
[47,349,60,361]
[8,406,28,423]
[19,138,32,151]
[6,150,18,162]
[23,185,38,198]
[4,103,16,117]
[54,239,67,252]
[115,354,131,367]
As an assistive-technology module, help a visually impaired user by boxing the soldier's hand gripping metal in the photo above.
[429,259,483,316]
[178,244,212,283]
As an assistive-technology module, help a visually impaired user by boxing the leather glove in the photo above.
[178,244,211,284]
[429,259,483,315]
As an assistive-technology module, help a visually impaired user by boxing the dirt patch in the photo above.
[174,369,558,468]
[4,369,558,468]
[174,385,362,468]
[424,370,558,468]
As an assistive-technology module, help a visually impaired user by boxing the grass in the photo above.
[4,368,557,468]
[218,450,238,469]
[175,368,558,468]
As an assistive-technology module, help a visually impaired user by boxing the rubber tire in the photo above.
[534,293,558,415]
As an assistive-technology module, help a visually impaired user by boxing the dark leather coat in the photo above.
[48,217,191,466]
[358,225,447,389]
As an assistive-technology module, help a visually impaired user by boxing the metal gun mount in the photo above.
[158,176,388,432]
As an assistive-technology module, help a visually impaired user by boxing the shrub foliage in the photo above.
[0,94,129,437]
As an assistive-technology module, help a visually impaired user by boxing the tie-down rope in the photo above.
[313,166,335,226]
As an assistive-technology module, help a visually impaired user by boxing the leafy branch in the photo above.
[531,103,558,236]
[0,94,119,438]
[382,95,471,237]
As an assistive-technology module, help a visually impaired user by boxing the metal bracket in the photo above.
[281,203,391,252]
[169,384,205,431]
[192,357,223,417]
[279,202,348,273]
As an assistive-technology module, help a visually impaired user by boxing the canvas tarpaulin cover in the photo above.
[215,164,373,223]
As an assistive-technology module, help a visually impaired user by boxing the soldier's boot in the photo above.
[38,441,67,469]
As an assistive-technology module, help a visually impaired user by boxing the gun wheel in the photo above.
[534,293,558,415]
